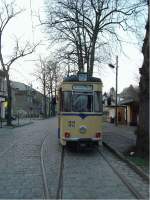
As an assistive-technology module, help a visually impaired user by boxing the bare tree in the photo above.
[135,17,149,156]
[44,0,146,76]
[34,57,48,118]
[46,59,64,116]
[0,0,38,125]
[35,56,64,117]
[46,60,55,116]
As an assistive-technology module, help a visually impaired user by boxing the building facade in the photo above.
[11,81,50,117]
[103,85,139,125]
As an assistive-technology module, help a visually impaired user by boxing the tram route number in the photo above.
[68,120,75,128]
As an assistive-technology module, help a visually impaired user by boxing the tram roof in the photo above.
[63,74,102,83]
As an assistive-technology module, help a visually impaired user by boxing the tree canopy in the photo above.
[44,0,147,76]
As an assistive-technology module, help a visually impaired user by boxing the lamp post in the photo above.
[109,55,118,126]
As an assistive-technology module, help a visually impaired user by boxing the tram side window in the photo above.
[94,92,103,112]
[62,92,72,112]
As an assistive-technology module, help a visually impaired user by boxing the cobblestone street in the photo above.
[62,149,135,199]
[0,118,59,199]
[0,0,149,198]
[0,118,149,199]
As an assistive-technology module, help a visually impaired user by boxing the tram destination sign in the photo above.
[72,85,93,91]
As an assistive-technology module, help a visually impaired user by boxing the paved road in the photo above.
[0,118,148,199]
[62,148,135,199]
[0,118,59,199]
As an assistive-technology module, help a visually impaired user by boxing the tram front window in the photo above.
[72,94,93,112]
[62,91,102,112]
[62,92,72,112]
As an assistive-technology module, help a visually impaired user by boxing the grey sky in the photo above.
[1,0,145,93]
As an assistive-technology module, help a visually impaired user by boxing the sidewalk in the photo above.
[103,122,149,175]
[0,118,34,129]
[103,122,136,153]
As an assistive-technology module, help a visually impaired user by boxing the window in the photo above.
[61,91,102,113]
[94,92,103,112]
[72,93,93,112]
[62,92,72,112]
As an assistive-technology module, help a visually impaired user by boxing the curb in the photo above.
[102,141,149,183]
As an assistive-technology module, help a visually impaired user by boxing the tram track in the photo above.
[40,134,50,199]
[103,141,149,182]
[2,138,148,199]
[0,132,50,199]
[97,147,145,199]
[56,144,149,199]
[0,134,51,199]
[56,146,65,199]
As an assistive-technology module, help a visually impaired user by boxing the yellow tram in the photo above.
[58,72,103,146]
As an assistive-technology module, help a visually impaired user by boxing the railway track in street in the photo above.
[97,147,146,199]
[40,134,50,199]
[56,146,64,199]
[0,132,51,199]
[103,141,149,182]
[55,144,149,199]
[0,118,59,199]
[3,138,148,199]
[40,138,65,200]
[0,136,48,199]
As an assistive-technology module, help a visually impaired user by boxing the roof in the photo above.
[11,81,31,91]
[10,81,42,95]
[105,105,127,108]
[63,73,102,83]
[119,85,139,102]
[119,98,137,105]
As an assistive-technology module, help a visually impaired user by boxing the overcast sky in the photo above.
[1,0,145,94]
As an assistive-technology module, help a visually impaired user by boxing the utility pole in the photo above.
[108,55,119,126]
[115,55,118,126]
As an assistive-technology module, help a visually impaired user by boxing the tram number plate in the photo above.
[68,120,75,128]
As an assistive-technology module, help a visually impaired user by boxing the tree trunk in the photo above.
[48,92,51,117]
[6,73,12,126]
[43,73,47,118]
[44,94,47,118]
[43,89,47,118]
[136,20,149,156]
[89,39,96,76]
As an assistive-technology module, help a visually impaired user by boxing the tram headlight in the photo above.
[79,126,87,134]
[65,132,70,138]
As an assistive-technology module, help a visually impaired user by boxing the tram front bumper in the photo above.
[62,137,101,142]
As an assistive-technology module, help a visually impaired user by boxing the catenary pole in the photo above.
[115,55,118,126]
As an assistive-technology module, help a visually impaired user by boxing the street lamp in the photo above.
[108,55,118,126]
